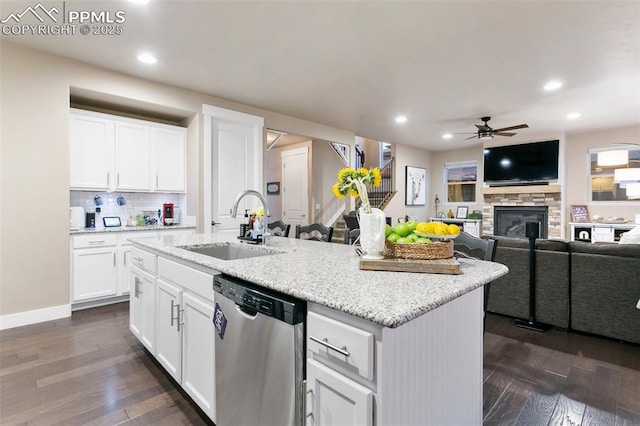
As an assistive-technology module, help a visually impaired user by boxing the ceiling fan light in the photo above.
[479,131,494,140]
[597,150,628,167]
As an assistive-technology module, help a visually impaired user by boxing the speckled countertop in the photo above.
[131,233,508,328]
[70,224,196,235]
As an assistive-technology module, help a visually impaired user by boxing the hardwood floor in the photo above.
[483,313,640,426]
[1,303,639,425]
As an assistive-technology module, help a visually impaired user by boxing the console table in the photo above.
[569,222,637,243]
[430,217,482,238]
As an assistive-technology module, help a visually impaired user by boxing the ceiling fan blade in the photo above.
[475,124,491,131]
[494,132,516,137]
[452,132,478,135]
[493,124,529,132]
[465,135,479,140]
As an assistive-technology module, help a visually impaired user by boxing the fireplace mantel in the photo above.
[482,184,561,195]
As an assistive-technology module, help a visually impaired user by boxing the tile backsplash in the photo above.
[70,191,187,227]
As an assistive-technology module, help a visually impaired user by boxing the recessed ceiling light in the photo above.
[567,112,581,120]
[442,133,453,139]
[395,115,407,124]
[544,80,563,91]
[137,52,157,65]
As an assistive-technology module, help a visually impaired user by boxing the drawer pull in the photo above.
[309,335,350,357]
[88,240,106,244]
[134,257,144,262]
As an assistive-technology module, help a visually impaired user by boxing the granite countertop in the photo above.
[70,224,196,235]
[131,233,508,328]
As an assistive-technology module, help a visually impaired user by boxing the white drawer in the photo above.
[73,234,118,249]
[131,247,158,274]
[592,226,614,242]
[158,257,215,301]
[307,311,374,380]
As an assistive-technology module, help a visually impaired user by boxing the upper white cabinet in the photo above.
[69,114,114,189]
[70,109,186,192]
[115,121,152,191]
[155,128,187,192]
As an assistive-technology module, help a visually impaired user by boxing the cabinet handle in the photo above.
[134,257,144,263]
[113,253,116,267]
[134,277,141,298]
[156,175,159,188]
[117,172,120,186]
[177,306,185,332]
[170,299,180,328]
[308,335,350,357]
[107,172,110,185]
[304,380,313,421]
[88,240,106,245]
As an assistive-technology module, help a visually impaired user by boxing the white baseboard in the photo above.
[0,304,71,330]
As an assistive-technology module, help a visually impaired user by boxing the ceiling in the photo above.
[2,1,639,151]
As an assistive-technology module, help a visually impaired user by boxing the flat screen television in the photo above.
[483,140,559,184]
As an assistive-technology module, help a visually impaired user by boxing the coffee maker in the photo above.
[163,203,174,225]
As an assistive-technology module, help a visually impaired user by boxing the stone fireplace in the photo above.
[482,185,561,239]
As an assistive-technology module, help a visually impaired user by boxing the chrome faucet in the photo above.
[231,190,269,245]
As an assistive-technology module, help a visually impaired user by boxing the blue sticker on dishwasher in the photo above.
[213,303,227,340]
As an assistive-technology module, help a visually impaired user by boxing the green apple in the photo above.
[406,220,418,231]
[416,237,432,244]
[396,237,410,244]
[393,222,412,237]
[385,224,393,237]
[386,232,401,242]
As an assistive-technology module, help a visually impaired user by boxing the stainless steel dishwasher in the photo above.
[213,274,305,426]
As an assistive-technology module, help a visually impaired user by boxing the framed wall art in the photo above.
[405,166,426,206]
[571,204,590,222]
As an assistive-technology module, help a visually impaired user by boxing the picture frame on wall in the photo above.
[405,166,426,206]
[456,206,469,219]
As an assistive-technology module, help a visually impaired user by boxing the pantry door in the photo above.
[281,147,309,230]
[203,104,264,234]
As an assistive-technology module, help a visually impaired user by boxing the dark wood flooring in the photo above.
[1,303,639,425]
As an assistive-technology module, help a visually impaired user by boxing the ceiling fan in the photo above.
[457,116,529,140]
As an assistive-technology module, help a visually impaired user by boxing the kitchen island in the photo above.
[130,232,508,425]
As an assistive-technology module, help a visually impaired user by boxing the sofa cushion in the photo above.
[489,235,568,252]
[568,241,640,259]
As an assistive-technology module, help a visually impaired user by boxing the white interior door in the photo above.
[203,105,264,234]
[282,147,309,230]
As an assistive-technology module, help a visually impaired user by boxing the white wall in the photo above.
[384,144,432,223]
[312,140,346,225]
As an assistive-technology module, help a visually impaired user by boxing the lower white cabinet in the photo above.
[130,265,156,353]
[72,246,117,301]
[156,279,182,381]
[306,359,373,426]
[143,255,217,421]
[71,229,193,309]
[181,292,216,419]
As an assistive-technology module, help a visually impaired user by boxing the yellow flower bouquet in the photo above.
[332,167,382,214]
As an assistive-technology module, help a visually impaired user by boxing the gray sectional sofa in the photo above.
[486,235,640,344]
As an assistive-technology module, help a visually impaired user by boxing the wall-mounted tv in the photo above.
[484,140,559,184]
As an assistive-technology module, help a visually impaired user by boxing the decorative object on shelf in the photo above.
[332,167,384,259]
[116,195,126,206]
[447,209,454,218]
[405,166,426,206]
[434,194,440,217]
[437,212,445,218]
[456,206,469,219]
[266,182,280,195]
[570,204,590,222]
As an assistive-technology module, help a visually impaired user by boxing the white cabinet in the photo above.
[569,222,636,243]
[156,279,183,382]
[72,234,118,301]
[70,109,186,193]
[181,291,216,419]
[307,359,373,426]
[115,121,152,191]
[69,113,114,189]
[130,264,156,353]
[153,256,217,420]
[155,128,186,192]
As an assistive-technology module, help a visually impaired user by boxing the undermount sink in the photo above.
[181,243,280,261]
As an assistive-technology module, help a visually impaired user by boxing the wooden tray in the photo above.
[359,256,460,275]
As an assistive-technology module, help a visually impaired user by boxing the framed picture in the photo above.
[266,182,280,195]
[405,166,426,205]
[571,204,590,222]
[456,206,469,219]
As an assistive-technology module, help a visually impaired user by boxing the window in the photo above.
[445,162,477,202]
[589,147,640,201]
